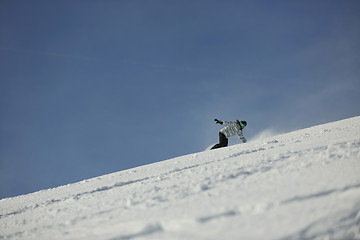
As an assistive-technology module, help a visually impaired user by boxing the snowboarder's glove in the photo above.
[214,119,223,124]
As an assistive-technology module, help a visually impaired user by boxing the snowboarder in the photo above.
[211,119,247,150]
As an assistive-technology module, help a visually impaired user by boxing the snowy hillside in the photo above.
[1,116,360,240]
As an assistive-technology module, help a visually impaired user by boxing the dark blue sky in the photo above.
[1,0,359,199]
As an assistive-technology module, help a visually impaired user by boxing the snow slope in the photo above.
[1,116,360,240]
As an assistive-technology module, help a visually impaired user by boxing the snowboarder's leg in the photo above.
[219,132,228,147]
[211,132,228,150]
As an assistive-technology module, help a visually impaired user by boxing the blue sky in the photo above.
[1,0,359,199]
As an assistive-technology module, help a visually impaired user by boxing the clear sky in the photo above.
[1,0,359,199]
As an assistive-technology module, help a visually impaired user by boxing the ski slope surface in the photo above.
[1,116,360,240]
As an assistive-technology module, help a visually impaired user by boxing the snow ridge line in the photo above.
[282,183,360,204]
[0,178,149,219]
[197,210,238,223]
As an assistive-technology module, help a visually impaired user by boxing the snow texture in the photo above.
[1,116,360,240]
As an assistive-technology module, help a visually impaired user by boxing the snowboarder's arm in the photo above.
[214,119,223,125]
[214,119,234,127]
[222,121,233,126]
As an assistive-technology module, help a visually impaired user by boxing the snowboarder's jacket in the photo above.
[220,121,247,143]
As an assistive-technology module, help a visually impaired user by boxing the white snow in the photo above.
[1,116,360,240]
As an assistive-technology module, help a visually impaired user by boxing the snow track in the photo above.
[1,116,360,239]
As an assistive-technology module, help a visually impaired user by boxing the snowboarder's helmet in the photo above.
[240,121,247,128]
[236,120,247,128]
